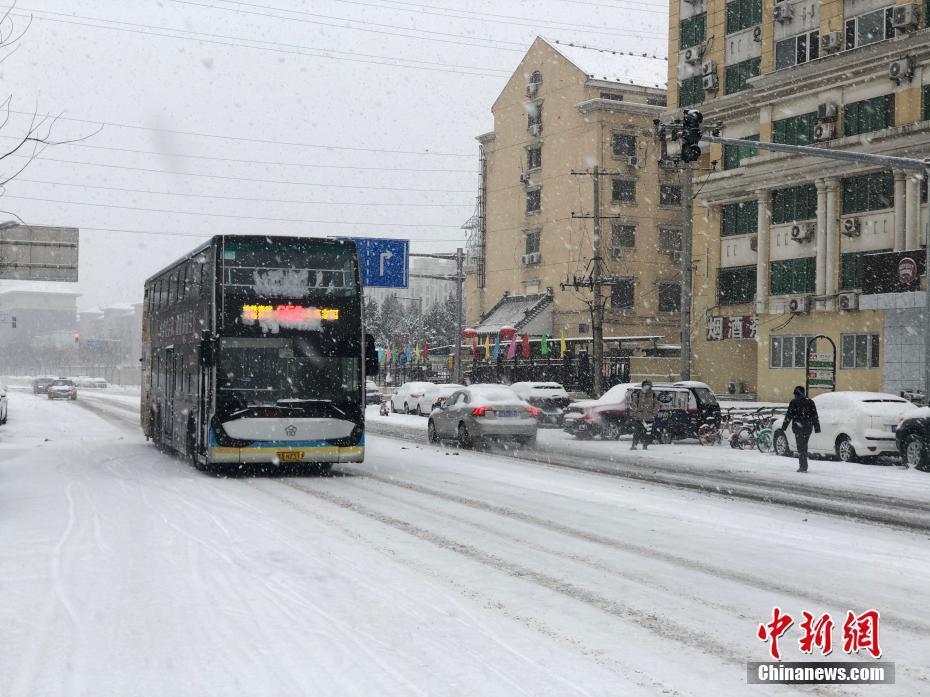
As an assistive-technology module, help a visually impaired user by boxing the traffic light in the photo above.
[681,109,704,163]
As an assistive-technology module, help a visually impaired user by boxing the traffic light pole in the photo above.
[680,160,693,381]
[682,128,930,400]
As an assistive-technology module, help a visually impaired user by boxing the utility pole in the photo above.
[680,161,693,380]
[565,167,627,397]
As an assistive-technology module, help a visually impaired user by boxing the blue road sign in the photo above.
[352,237,409,289]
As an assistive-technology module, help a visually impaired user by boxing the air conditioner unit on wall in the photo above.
[701,59,716,76]
[842,218,861,237]
[790,222,815,242]
[529,123,542,136]
[773,3,793,22]
[889,56,915,84]
[702,73,719,92]
[838,291,860,311]
[821,31,843,53]
[659,158,677,170]
[814,122,835,141]
[892,4,921,30]
[626,155,639,167]
[818,103,837,122]
[787,296,811,314]
[750,235,758,251]
[684,43,706,65]
[521,252,541,265]
[752,26,762,42]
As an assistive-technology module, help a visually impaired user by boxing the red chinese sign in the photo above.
[706,315,757,341]
[757,608,882,660]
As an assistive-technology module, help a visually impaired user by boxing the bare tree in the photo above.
[0,2,100,221]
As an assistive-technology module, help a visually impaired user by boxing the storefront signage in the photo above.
[706,315,757,341]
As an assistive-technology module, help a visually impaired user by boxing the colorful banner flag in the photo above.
[484,335,490,360]
[414,342,421,361]
[560,332,567,358]
[386,346,393,365]
[521,333,530,358]
[492,333,500,360]
[541,334,549,356]
[423,340,429,360]
[506,335,517,359]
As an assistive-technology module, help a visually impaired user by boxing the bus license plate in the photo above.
[278,451,304,462]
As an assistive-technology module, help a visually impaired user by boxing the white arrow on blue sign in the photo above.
[350,237,409,289]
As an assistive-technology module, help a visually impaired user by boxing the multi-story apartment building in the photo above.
[467,38,684,365]
[667,0,930,400]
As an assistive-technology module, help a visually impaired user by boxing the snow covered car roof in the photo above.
[466,384,525,404]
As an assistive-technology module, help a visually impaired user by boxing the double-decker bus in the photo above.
[141,235,377,471]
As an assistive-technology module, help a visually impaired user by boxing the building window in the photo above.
[530,70,542,84]
[718,266,756,305]
[658,282,681,312]
[769,257,816,295]
[923,84,930,121]
[612,178,636,205]
[772,183,817,224]
[527,145,542,170]
[840,249,891,290]
[660,184,682,207]
[775,30,820,70]
[770,335,814,368]
[610,223,636,254]
[723,135,759,170]
[525,229,541,255]
[678,76,704,108]
[647,97,668,107]
[841,333,880,369]
[680,13,707,49]
[611,132,636,157]
[841,171,893,214]
[526,188,541,213]
[845,7,894,50]
[659,226,682,254]
[527,102,542,130]
[844,94,895,137]
[725,57,761,94]
[772,112,817,146]
[721,200,758,236]
[600,92,624,101]
[611,278,635,309]
[726,0,762,33]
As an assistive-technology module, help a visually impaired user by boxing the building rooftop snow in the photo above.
[546,38,668,90]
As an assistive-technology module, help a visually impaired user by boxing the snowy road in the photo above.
[2,390,929,696]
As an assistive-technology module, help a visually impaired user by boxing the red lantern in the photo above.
[499,325,517,340]
[462,327,478,339]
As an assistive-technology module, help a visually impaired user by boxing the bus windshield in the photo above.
[218,337,360,407]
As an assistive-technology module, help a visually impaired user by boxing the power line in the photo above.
[17,9,511,79]
[0,134,477,173]
[6,108,475,158]
[78,225,466,243]
[10,178,474,207]
[314,0,667,32]
[162,0,529,51]
[1,193,468,227]
[9,153,478,193]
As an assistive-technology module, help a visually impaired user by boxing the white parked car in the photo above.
[509,381,570,426]
[390,381,463,415]
[773,391,914,462]
[0,384,7,425]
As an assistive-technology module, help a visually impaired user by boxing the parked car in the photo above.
[562,382,692,440]
[427,384,538,448]
[510,381,571,426]
[90,378,109,389]
[31,376,57,394]
[365,380,382,405]
[47,378,78,401]
[894,406,930,470]
[390,382,464,415]
[773,391,913,462]
[0,384,7,425]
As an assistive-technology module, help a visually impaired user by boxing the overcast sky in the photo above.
[0,0,667,308]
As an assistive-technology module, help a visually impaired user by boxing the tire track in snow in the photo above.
[347,467,930,638]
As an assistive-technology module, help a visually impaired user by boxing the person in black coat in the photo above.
[782,385,821,473]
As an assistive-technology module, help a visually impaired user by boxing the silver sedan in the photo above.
[427,384,538,448]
